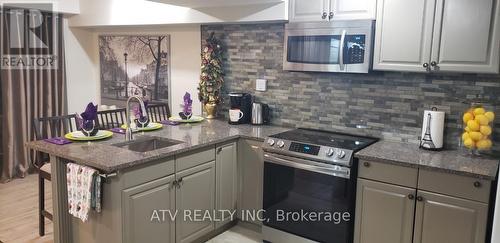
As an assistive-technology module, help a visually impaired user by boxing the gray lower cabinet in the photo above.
[237,139,264,224]
[215,141,237,228]
[122,174,176,243]
[355,160,491,243]
[175,161,216,243]
[413,190,488,243]
[354,178,416,243]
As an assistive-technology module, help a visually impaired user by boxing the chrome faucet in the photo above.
[125,95,147,141]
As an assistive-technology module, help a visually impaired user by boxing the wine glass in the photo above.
[137,116,149,135]
[81,120,95,145]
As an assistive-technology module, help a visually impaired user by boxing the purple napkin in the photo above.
[109,127,126,134]
[160,120,180,126]
[133,101,148,119]
[44,137,72,145]
[81,102,98,121]
[183,92,192,115]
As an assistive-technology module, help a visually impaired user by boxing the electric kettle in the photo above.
[251,103,270,125]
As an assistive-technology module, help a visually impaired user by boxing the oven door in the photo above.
[263,153,356,243]
[283,22,373,73]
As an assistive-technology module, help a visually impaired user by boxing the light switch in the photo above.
[256,79,267,91]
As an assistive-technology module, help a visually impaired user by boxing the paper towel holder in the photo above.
[419,107,444,151]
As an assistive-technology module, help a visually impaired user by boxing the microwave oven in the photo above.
[283,20,374,73]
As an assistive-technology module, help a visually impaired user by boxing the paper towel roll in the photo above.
[420,109,445,150]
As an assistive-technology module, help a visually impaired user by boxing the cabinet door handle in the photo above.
[474,181,481,188]
[430,61,437,66]
[171,180,178,189]
[176,178,183,188]
[423,63,429,68]
[416,196,424,202]
[363,162,370,167]
[328,11,334,20]
[217,147,222,154]
[408,194,415,200]
[251,145,260,149]
[322,12,327,19]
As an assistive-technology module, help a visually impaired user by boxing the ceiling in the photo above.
[146,0,284,8]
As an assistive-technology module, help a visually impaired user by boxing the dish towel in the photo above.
[66,163,101,222]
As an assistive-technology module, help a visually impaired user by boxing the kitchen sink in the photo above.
[113,136,183,152]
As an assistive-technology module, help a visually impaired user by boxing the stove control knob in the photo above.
[336,149,346,159]
[267,139,275,146]
[277,140,285,148]
[326,148,335,157]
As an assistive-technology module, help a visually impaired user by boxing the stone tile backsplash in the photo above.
[201,23,500,150]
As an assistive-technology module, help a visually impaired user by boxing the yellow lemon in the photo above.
[463,138,475,148]
[466,120,480,131]
[480,125,492,136]
[463,112,474,124]
[464,126,471,132]
[469,131,483,141]
[462,132,470,142]
[475,114,490,126]
[473,107,486,116]
[476,139,492,150]
[485,111,495,122]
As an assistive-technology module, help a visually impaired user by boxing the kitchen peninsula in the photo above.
[26,120,290,243]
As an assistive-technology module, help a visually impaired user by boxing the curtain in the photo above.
[0,9,66,182]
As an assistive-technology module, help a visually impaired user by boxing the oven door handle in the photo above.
[264,153,351,179]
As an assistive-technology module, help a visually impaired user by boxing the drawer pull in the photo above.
[408,194,415,200]
[321,12,327,19]
[474,181,481,188]
[363,162,370,167]
[416,196,424,202]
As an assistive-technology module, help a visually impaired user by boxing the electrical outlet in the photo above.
[256,79,267,91]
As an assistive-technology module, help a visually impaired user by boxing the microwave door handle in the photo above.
[339,29,347,71]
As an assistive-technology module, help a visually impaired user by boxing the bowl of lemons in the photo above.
[462,104,495,154]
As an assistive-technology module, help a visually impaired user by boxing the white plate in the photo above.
[71,130,110,138]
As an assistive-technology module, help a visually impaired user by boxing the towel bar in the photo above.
[99,172,117,179]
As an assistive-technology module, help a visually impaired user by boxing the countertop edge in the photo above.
[26,134,264,173]
[355,153,498,181]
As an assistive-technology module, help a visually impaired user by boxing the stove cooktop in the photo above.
[270,128,378,152]
[263,128,379,167]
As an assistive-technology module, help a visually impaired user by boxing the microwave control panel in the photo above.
[343,35,366,64]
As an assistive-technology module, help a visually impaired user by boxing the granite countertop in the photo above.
[26,119,291,173]
[27,119,499,180]
[355,140,499,180]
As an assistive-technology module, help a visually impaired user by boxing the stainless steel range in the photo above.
[262,128,378,243]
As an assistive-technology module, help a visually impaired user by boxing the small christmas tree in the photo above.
[198,32,224,105]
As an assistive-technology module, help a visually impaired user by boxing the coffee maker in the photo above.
[228,93,252,124]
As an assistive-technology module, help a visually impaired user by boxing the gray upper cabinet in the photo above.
[289,0,330,22]
[373,0,436,72]
[430,0,499,73]
[237,139,264,224]
[413,190,489,243]
[122,175,176,243]
[215,142,238,228]
[374,0,500,73]
[176,162,216,243]
[289,0,376,22]
[354,178,416,243]
[330,0,377,20]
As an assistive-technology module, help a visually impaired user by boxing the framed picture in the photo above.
[98,35,170,107]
